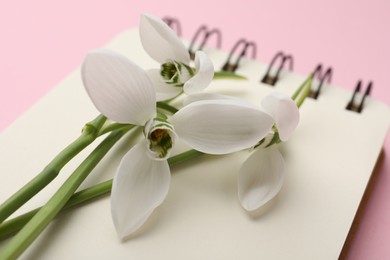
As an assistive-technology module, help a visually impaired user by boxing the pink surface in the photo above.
[0,1,389,259]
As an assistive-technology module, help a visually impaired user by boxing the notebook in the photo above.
[0,23,389,259]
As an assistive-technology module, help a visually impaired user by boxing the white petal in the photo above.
[111,140,171,239]
[238,147,285,211]
[82,49,156,125]
[170,99,274,154]
[261,92,299,141]
[146,69,182,101]
[183,51,214,95]
[140,14,190,64]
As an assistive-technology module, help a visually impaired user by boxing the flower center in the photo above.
[149,128,172,158]
[144,114,177,160]
[160,60,194,86]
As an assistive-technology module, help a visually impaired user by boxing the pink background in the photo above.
[1,1,389,258]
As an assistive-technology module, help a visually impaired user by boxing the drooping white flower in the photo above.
[140,14,214,101]
[260,93,299,142]
[82,49,275,239]
[238,93,299,211]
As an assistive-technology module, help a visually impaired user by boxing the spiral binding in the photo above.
[309,64,333,99]
[188,25,222,60]
[346,80,372,113]
[261,52,294,86]
[162,17,182,36]
[163,16,373,113]
[221,39,257,72]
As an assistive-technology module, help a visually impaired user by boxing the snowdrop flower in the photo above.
[82,49,274,239]
[140,14,214,101]
[238,93,299,211]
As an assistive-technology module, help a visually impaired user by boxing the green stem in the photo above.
[291,74,313,108]
[168,149,203,166]
[0,115,107,224]
[0,180,112,241]
[98,123,131,136]
[296,75,313,108]
[156,102,179,114]
[0,149,203,241]
[291,75,308,100]
[214,71,247,80]
[0,127,132,259]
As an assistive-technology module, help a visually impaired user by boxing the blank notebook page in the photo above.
[0,29,389,259]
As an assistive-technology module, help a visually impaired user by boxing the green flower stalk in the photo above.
[213,71,247,80]
[292,74,313,108]
[0,114,107,224]
[0,126,133,259]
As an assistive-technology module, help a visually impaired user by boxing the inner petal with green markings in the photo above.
[144,115,177,160]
